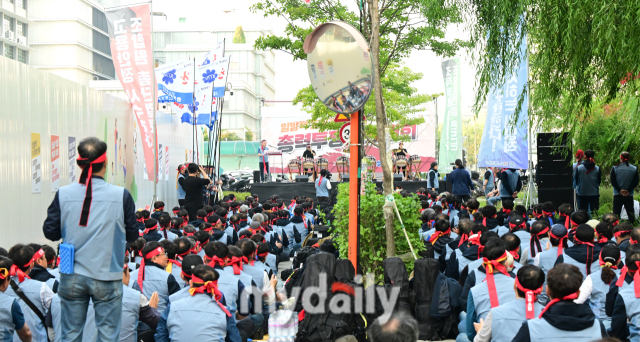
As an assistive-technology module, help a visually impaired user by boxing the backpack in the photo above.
[334,260,355,282]
[295,252,337,312]
[382,257,412,314]
[294,246,318,269]
[413,258,461,340]
[296,281,366,342]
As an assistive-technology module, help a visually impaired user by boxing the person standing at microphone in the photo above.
[257,140,269,182]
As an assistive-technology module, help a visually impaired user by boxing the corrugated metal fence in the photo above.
[0,56,203,248]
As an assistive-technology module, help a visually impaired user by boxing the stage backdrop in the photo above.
[260,105,436,175]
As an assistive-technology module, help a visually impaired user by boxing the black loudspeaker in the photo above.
[295,175,309,183]
[537,133,573,205]
[394,174,403,182]
[538,188,574,207]
[341,174,350,182]
[253,170,261,183]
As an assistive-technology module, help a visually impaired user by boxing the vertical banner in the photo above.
[31,133,41,193]
[211,57,230,98]
[51,135,60,192]
[165,146,169,181]
[478,36,529,169]
[158,143,163,181]
[155,58,196,124]
[68,136,77,182]
[439,58,462,171]
[106,3,156,181]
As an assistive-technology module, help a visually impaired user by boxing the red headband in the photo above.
[529,227,549,259]
[227,256,243,274]
[483,252,510,308]
[189,276,231,317]
[143,224,159,235]
[515,276,543,319]
[138,247,164,293]
[154,207,164,212]
[242,256,254,266]
[24,249,44,268]
[458,233,470,247]
[77,152,107,226]
[206,256,226,268]
[257,251,269,258]
[168,259,182,268]
[574,239,595,275]
[428,227,451,244]
[539,292,580,319]
[9,264,30,283]
[616,262,640,299]
[614,230,632,238]
[549,230,568,256]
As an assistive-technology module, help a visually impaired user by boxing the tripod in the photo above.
[523,161,538,209]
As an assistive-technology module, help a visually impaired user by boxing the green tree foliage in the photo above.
[233,25,246,44]
[245,128,254,141]
[221,131,242,141]
[449,0,640,133]
[294,65,438,146]
[332,182,424,280]
[250,0,467,76]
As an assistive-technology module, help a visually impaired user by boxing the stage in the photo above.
[250,180,436,202]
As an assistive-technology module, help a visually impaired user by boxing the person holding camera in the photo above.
[315,169,332,205]
[182,163,211,221]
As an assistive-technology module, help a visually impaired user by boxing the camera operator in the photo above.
[315,169,332,205]
[182,163,211,221]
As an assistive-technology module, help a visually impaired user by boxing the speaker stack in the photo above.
[253,170,261,183]
[536,133,574,206]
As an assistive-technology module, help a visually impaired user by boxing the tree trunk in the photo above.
[368,0,395,257]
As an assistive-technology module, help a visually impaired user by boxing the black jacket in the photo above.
[554,243,602,275]
[143,231,163,242]
[29,265,58,293]
[211,229,231,245]
[513,301,607,342]
[445,244,481,281]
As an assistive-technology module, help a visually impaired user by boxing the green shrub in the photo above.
[331,182,424,282]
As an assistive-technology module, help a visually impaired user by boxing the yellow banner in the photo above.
[31,133,41,158]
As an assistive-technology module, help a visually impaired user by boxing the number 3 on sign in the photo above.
[339,123,350,144]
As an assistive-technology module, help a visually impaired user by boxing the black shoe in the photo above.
[250,327,264,340]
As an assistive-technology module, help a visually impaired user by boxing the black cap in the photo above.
[181,254,204,276]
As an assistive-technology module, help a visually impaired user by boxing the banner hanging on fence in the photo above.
[51,135,60,192]
[106,3,156,181]
[439,58,462,170]
[478,35,529,169]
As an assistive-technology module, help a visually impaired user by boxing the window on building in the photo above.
[4,44,14,59]
[179,18,186,23]
[17,49,27,63]
[93,30,111,56]
[93,52,115,78]
[16,22,25,37]
[16,0,26,9]
[4,17,14,38]
[92,7,108,32]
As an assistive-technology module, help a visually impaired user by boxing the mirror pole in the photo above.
[348,110,362,270]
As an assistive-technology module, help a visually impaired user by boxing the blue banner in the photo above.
[478,35,529,169]
[157,84,193,104]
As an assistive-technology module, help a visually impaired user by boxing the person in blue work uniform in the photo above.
[555,224,601,280]
[151,201,165,220]
[0,256,33,342]
[257,140,270,183]
[315,169,332,205]
[522,220,550,265]
[611,151,640,224]
[204,242,265,341]
[459,238,516,342]
[574,244,622,331]
[25,243,58,293]
[142,218,164,242]
[480,205,509,236]
[610,246,640,340]
[512,263,608,342]
[42,137,139,342]
[458,231,503,309]
[129,242,181,314]
[483,167,496,198]
[427,219,454,260]
[502,233,524,268]
[439,218,474,272]
[446,224,489,281]
[574,150,601,216]
[155,265,242,342]
[472,265,545,342]
[157,214,178,242]
[534,224,568,277]
[6,245,53,342]
[508,215,532,258]
[449,159,475,204]
[177,165,187,206]
[428,162,440,193]
[499,168,522,202]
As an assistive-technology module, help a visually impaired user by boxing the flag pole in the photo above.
[150,0,158,203]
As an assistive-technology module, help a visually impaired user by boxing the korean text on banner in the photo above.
[155,59,196,124]
[439,58,462,170]
[195,42,224,127]
[165,146,169,181]
[106,3,156,181]
[68,137,77,182]
[478,35,529,169]
[31,133,41,193]
[51,135,60,192]
[211,56,230,98]
[158,144,163,181]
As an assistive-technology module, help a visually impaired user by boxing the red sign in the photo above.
[106,3,156,181]
[339,123,350,144]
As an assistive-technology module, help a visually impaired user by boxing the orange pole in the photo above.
[348,111,360,269]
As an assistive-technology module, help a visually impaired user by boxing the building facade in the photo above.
[1,0,34,63]
[28,0,114,85]
[151,16,276,141]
